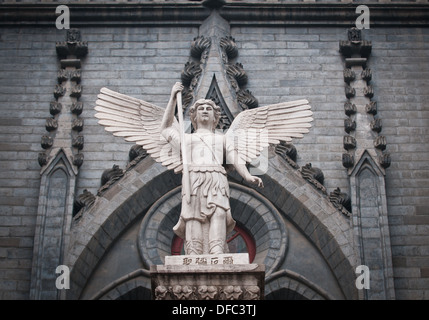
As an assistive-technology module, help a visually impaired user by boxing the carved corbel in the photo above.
[364,85,374,98]
[45,118,58,132]
[345,85,355,99]
[365,101,377,115]
[344,101,357,116]
[344,118,356,134]
[54,84,66,99]
[343,135,356,150]
[72,118,84,132]
[57,69,69,83]
[237,89,258,110]
[342,153,354,169]
[220,36,238,60]
[227,62,248,87]
[379,152,391,169]
[343,68,355,83]
[41,135,53,149]
[361,68,372,82]
[72,189,95,220]
[374,135,387,151]
[49,102,62,115]
[70,70,81,83]
[371,118,382,133]
[98,164,124,195]
[38,152,48,167]
[190,36,211,60]
[71,102,83,115]
[73,153,84,168]
[70,84,82,98]
[72,135,84,150]
[275,141,299,169]
[300,163,327,194]
[329,187,352,217]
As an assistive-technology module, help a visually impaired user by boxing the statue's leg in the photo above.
[209,207,227,254]
[185,220,203,255]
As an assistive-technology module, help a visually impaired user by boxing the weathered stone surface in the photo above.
[150,262,265,300]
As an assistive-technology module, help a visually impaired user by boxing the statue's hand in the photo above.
[246,175,264,188]
[171,82,184,97]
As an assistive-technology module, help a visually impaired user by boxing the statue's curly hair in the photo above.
[189,99,221,131]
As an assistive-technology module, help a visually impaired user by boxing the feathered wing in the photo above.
[225,99,313,164]
[95,88,183,173]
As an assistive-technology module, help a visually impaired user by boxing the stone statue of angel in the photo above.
[95,82,312,256]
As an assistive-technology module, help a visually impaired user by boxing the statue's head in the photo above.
[189,99,221,131]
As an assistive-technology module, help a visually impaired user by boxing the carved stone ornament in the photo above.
[190,36,211,60]
[53,84,65,99]
[181,61,202,87]
[227,62,248,87]
[345,85,356,99]
[300,163,326,194]
[220,36,238,60]
[342,152,354,169]
[70,84,82,98]
[41,135,53,149]
[98,164,124,196]
[361,68,372,82]
[72,118,84,132]
[348,27,362,42]
[374,135,387,151]
[366,101,377,115]
[45,118,58,132]
[379,152,391,169]
[343,68,355,83]
[71,102,83,115]
[343,135,357,151]
[72,189,96,220]
[38,152,48,167]
[49,102,62,115]
[73,153,84,168]
[57,69,69,83]
[72,135,84,150]
[344,118,356,134]
[275,141,299,169]
[371,118,382,133]
[154,285,260,300]
[56,29,88,58]
[344,101,357,116]
[126,144,148,170]
[329,187,352,217]
[237,89,259,110]
[364,85,374,98]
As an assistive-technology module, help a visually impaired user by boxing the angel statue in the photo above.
[95,82,312,256]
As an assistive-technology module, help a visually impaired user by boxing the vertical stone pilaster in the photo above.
[31,29,88,300]
[340,28,394,300]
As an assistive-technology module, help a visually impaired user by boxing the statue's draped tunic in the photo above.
[172,132,236,242]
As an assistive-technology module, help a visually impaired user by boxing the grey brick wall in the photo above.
[0,23,428,299]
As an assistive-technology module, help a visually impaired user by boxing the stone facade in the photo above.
[0,1,428,299]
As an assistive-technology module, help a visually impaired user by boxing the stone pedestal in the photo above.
[150,254,265,300]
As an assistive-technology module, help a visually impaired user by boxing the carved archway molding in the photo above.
[65,150,359,300]
[265,269,335,300]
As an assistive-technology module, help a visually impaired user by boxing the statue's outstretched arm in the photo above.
[161,82,183,133]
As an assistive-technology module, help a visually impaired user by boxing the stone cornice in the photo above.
[0,2,428,27]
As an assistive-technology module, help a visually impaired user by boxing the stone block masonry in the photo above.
[0,11,428,299]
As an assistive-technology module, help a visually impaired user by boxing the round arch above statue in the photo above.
[66,151,359,300]
[137,182,288,276]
